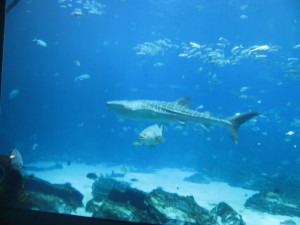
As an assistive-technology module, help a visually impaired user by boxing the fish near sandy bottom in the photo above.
[10,148,23,170]
[106,97,260,143]
[133,124,164,148]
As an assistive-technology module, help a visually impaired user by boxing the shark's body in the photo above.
[106,97,260,143]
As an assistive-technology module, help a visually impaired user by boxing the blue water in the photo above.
[1,0,300,177]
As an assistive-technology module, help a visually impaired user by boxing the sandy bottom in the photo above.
[26,162,300,225]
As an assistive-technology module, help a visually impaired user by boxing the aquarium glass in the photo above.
[1,0,300,224]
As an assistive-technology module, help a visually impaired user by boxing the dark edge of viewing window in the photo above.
[0,206,154,225]
[0,0,5,97]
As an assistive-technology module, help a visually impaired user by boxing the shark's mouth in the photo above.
[106,101,126,111]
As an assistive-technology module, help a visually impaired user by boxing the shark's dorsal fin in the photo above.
[176,97,190,108]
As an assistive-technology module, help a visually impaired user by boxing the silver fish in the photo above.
[10,148,23,170]
[133,124,164,148]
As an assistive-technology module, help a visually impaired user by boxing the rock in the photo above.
[90,178,219,224]
[93,199,167,223]
[90,178,166,223]
[85,199,101,213]
[93,199,142,223]
[245,191,300,217]
[91,178,129,201]
[23,175,84,212]
[280,219,297,225]
[211,202,245,225]
[184,166,300,196]
[108,185,148,210]
[147,187,217,225]
[0,165,24,207]
[28,192,73,213]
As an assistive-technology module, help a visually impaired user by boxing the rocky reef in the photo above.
[184,166,300,194]
[211,202,245,225]
[8,163,300,224]
[20,175,84,213]
[245,190,300,217]
[185,167,300,219]
[86,177,245,225]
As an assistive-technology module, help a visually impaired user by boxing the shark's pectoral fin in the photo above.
[228,112,260,143]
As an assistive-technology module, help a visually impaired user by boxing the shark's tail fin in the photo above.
[228,112,260,143]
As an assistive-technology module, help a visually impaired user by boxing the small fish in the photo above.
[33,38,47,47]
[10,148,23,170]
[74,60,81,66]
[178,53,188,57]
[239,86,249,92]
[287,57,298,61]
[86,172,98,180]
[293,44,300,49]
[70,10,83,17]
[190,42,201,49]
[231,45,242,53]
[8,89,19,99]
[250,45,270,52]
[130,178,138,182]
[255,54,267,59]
[240,14,248,20]
[74,73,90,82]
[32,143,39,151]
[133,124,164,148]
[286,131,295,136]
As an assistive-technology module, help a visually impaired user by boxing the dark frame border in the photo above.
[0,0,5,97]
[0,206,151,225]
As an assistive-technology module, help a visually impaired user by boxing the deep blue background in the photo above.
[1,0,300,176]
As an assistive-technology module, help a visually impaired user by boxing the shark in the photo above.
[106,97,260,143]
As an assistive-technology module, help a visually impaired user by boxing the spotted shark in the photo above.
[106,97,260,143]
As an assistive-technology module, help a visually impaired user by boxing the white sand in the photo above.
[27,162,300,225]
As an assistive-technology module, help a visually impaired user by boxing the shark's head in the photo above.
[106,100,153,120]
[106,100,141,118]
[106,100,128,112]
